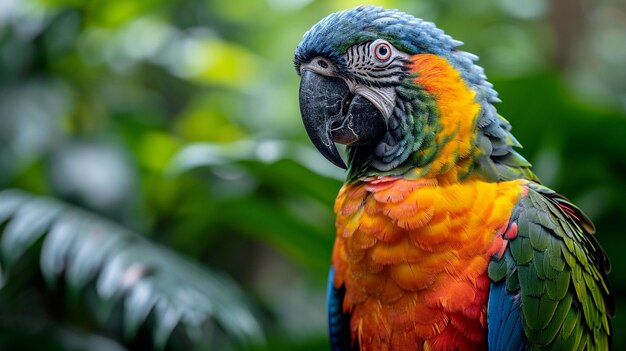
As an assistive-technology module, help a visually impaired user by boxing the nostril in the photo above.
[317,59,329,69]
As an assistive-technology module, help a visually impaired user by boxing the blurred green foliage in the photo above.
[1,0,625,350]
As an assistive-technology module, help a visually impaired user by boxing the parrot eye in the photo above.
[374,42,392,62]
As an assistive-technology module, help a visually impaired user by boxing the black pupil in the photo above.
[378,45,388,57]
[317,60,328,68]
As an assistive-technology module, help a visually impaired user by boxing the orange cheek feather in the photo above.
[407,54,482,181]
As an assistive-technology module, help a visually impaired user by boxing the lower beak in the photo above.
[298,70,386,169]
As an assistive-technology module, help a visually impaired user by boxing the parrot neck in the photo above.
[347,54,482,183]
[347,53,538,184]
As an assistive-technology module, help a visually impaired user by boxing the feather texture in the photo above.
[487,281,525,351]
[329,266,357,351]
[487,183,613,350]
[332,177,524,350]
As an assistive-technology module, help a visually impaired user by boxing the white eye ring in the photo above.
[373,41,392,61]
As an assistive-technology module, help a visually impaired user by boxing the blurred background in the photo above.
[0,0,625,350]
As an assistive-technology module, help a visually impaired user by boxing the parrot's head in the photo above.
[295,6,527,182]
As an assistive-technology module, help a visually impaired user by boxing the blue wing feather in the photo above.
[488,281,525,351]
[328,266,356,351]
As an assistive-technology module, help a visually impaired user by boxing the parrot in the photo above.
[294,6,613,351]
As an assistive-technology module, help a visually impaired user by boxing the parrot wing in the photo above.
[328,266,357,351]
[487,182,614,350]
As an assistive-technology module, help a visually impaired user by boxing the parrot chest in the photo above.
[332,177,524,351]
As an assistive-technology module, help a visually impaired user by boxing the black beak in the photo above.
[298,70,387,169]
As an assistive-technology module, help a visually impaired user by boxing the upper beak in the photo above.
[298,69,387,169]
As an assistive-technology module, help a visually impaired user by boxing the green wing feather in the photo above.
[475,113,540,183]
[488,182,613,350]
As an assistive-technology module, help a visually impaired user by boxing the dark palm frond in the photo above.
[0,189,263,350]
[0,315,129,351]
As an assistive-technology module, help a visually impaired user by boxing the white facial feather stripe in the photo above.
[343,39,410,86]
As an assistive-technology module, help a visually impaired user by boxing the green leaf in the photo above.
[0,189,263,350]
[1,196,63,264]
